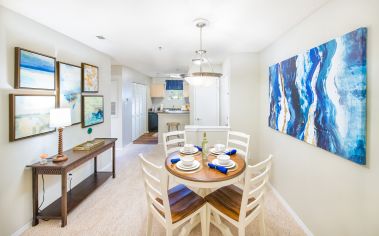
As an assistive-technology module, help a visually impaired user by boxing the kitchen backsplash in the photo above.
[151,97,189,109]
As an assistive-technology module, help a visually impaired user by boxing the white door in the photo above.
[193,79,220,126]
[132,83,137,140]
[132,83,147,140]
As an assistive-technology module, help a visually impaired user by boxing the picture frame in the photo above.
[81,63,99,93]
[15,47,56,90]
[9,94,57,142]
[81,95,104,128]
[268,27,367,165]
[57,62,82,125]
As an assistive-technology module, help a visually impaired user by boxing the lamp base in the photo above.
[53,154,68,162]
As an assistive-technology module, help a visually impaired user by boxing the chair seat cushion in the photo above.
[156,184,205,223]
[205,185,255,222]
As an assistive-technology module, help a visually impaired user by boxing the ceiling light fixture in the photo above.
[96,35,106,40]
[185,19,222,87]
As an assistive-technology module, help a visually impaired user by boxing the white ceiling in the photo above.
[0,0,329,77]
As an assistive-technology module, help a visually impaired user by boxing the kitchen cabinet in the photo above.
[148,112,158,132]
[150,84,165,97]
[183,83,189,98]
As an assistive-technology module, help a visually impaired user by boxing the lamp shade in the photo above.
[50,108,71,128]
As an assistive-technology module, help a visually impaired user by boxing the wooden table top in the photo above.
[27,138,117,170]
[165,151,246,183]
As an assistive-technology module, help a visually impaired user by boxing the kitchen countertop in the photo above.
[150,110,190,114]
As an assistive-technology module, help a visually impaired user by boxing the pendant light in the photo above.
[185,19,222,87]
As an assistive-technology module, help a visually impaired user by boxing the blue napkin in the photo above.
[225,149,237,155]
[208,163,228,174]
[195,145,202,152]
[170,158,180,164]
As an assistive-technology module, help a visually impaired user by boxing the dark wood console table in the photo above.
[27,138,117,227]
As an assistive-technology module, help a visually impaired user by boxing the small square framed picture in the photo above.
[82,63,99,93]
[82,95,104,128]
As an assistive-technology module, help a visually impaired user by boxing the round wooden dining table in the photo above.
[165,150,246,236]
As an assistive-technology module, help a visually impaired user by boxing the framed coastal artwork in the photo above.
[82,95,104,128]
[268,27,367,165]
[82,63,99,92]
[15,47,56,90]
[9,94,56,141]
[57,62,81,125]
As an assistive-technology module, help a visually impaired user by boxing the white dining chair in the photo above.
[205,155,272,236]
[226,131,251,163]
[163,130,186,157]
[139,154,206,236]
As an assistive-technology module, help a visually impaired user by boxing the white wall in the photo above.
[228,53,260,161]
[220,58,230,126]
[111,65,151,147]
[257,0,379,235]
[0,7,112,235]
[110,66,124,149]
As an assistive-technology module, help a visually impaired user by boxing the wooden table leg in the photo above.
[94,156,97,175]
[61,171,68,227]
[32,168,39,226]
[112,144,116,178]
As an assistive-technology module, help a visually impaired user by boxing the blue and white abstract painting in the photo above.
[19,49,55,90]
[58,63,81,124]
[268,28,367,165]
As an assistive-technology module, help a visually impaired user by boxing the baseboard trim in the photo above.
[268,183,313,236]
[11,221,31,236]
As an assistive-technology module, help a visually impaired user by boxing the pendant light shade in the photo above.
[185,19,222,87]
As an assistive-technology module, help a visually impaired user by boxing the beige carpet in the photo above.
[23,144,306,236]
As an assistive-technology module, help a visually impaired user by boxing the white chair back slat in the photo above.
[140,155,162,170]
[244,204,262,224]
[246,192,264,212]
[228,131,250,139]
[228,139,248,148]
[165,130,185,136]
[141,166,161,185]
[248,180,266,199]
[163,131,186,157]
[226,130,250,162]
[166,138,185,146]
[151,196,165,212]
[145,180,163,199]
[249,155,272,173]
[238,155,272,223]
[139,154,173,224]
[248,167,270,186]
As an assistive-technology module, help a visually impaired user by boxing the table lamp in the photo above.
[50,108,71,162]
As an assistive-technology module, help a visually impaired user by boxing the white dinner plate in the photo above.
[209,148,231,155]
[180,147,199,155]
[176,160,200,171]
[211,159,236,169]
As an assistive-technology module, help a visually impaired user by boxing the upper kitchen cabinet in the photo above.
[150,83,165,97]
[183,83,189,98]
